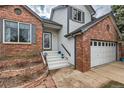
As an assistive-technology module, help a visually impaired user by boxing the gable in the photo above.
[83,16,121,41]
[0,5,42,24]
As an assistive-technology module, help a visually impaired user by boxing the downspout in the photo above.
[67,6,70,34]
[74,36,76,69]
[42,23,44,51]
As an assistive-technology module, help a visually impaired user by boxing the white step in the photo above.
[48,62,70,70]
[47,55,62,59]
[43,51,58,54]
[43,51,63,56]
[47,57,64,62]
[43,51,58,52]
[43,51,70,70]
[47,53,60,56]
[48,59,68,64]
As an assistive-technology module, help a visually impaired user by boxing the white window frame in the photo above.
[72,8,84,23]
[3,19,32,44]
[43,32,52,50]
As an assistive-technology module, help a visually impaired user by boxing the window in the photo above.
[111,43,113,46]
[94,42,97,46]
[114,43,116,46]
[102,42,104,46]
[19,23,30,42]
[4,20,31,43]
[72,9,77,20]
[72,8,84,23]
[98,42,101,46]
[109,42,111,46]
[77,11,81,21]
[106,42,108,46]
[5,21,18,42]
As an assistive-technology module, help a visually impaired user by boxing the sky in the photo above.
[28,5,112,19]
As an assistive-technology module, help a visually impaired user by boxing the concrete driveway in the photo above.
[50,62,124,88]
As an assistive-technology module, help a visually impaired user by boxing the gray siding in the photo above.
[69,5,92,33]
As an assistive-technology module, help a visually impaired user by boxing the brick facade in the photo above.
[119,43,124,58]
[0,5,43,57]
[75,16,120,72]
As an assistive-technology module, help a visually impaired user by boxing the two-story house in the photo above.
[0,5,122,72]
[43,5,122,72]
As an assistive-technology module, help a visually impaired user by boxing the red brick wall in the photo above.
[0,5,43,57]
[119,43,124,58]
[76,16,120,72]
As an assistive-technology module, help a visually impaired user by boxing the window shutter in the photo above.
[0,19,3,43]
[82,12,85,23]
[69,7,72,19]
[31,24,36,44]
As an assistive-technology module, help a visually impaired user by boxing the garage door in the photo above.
[91,41,117,67]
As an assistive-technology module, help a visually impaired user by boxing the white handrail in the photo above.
[41,52,47,65]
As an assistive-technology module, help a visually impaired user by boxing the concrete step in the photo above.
[43,51,62,56]
[43,51,58,54]
[47,53,61,56]
[48,60,68,65]
[48,62,70,70]
[43,51,70,70]
[47,57,65,62]
[47,55,62,59]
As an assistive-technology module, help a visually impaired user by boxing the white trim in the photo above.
[30,24,32,43]
[43,32,52,50]
[3,19,32,44]
[18,22,19,42]
[3,19,4,43]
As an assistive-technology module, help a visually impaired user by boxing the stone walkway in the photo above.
[50,62,124,88]
[36,74,56,88]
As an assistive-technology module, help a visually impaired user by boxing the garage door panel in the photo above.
[91,41,116,67]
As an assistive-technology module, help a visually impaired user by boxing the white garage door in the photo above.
[91,41,117,67]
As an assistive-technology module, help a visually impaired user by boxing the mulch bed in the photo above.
[0,61,42,72]
[0,70,45,88]
[0,56,48,88]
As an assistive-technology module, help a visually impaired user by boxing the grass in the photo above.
[102,81,124,88]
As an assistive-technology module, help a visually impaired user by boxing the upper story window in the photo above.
[4,20,31,44]
[71,8,84,23]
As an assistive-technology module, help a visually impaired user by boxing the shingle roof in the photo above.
[41,18,62,26]
[23,6,62,26]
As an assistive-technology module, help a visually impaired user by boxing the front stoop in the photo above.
[43,51,70,70]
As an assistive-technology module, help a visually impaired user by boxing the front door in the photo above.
[43,32,52,50]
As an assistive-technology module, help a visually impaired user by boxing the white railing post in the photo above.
[41,52,47,65]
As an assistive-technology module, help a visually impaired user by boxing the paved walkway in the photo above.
[36,75,56,88]
[51,62,124,88]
